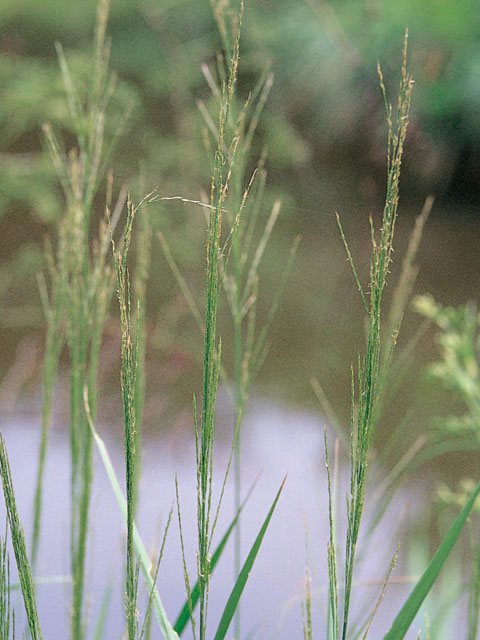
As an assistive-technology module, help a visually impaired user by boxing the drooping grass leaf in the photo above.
[84,394,179,640]
[384,479,480,640]
[213,475,286,640]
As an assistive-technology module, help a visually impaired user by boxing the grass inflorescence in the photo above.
[334,34,415,640]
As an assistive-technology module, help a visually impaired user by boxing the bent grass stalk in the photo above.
[84,390,179,640]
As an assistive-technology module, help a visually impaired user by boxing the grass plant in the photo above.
[1,2,480,640]
[159,6,299,634]
[32,0,131,636]
[329,33,415,640]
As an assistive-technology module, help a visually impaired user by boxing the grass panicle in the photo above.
[111,195,140,640]
[133,186,152,510]
[34,2,134,637]
[332,32,414,640]
[194,8,243,634]
[160,8,297,637]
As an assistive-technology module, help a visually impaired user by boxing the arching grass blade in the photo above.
[213,475,286,640]
[384,479,480,640]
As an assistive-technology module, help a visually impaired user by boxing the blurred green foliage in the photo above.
[414,295,480,443]
[2,0,480,226]
[1,0,479,409]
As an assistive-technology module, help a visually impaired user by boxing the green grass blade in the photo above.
[84,393,179,640]
[140,505,174,640]
[384,479,480,640]
[9,575,71,592]
[92,582,113,640]
[174,475,258,635]
[213,476,286,640]
[0,432,42,640]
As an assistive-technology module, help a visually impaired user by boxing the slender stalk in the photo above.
[0,526,13,640]
[338,34,414,640]
[112,196,140,640]
[133,198,152,511]
[0,433,42,640]
[31,268,64,570]
[195,8,243,639]
[40,2,127,637]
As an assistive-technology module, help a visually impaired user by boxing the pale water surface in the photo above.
[0,399,462,639]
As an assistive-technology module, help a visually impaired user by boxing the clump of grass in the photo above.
[159,5,298,634]
[4,2,480,640]
[33,0,133,636]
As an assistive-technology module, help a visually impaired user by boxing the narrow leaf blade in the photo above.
[213,476,286,640]
[384,479,480,640]
[174,477,258,635]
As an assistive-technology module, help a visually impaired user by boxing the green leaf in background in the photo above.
[384,478,480,640]
[213,475,286,640]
